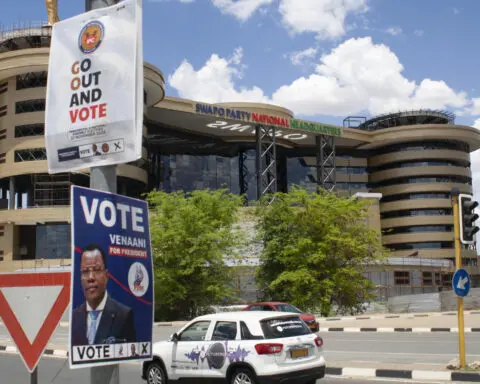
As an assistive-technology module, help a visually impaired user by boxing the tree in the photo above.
[254,186,389,317]
[145,189,245,321]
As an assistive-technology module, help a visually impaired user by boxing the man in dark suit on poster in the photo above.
[71,244,136,346]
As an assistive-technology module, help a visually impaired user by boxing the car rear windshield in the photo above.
[260,316,311,339]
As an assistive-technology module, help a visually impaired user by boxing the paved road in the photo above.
[2,324,480,369]
[0,353,441,384]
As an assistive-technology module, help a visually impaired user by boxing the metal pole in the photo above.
[86,1,120,383]
[255,125,262,201]
[30,367,38,384]
[452,189,466,368]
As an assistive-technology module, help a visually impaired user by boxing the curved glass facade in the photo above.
[154,152,368,199]
[383,225,453,235]
[381,208,453,219]
[388,242,454,251]
[373,140,470,155]
[370,159,469,172]
[372,175,471,188]
[381,192,451,203]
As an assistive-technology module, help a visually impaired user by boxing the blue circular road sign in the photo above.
[452,268,471,298]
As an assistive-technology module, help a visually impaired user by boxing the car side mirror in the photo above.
[170,333,179,342]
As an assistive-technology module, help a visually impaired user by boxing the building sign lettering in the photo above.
[195,103,342,137]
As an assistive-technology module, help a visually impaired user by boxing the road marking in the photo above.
[412,370,451,381]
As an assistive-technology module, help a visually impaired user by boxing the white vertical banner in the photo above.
[45,0,144,174]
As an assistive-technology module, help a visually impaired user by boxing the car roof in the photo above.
[192,311,301,322]
[246,302,287,306]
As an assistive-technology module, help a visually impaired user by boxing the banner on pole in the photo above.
[69,186,154,369]
[45,0,144,174]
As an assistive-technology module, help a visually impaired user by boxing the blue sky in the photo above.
[4,0,480,126]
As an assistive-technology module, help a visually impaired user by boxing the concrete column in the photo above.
[353,192,383,237]
[0,224,15,267]
[8,176,15,210]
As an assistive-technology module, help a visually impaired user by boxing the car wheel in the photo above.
[305,380,318,384]
[231,368,257,384]
[146,361,167,384]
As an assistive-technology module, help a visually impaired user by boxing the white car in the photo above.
[141,311,325,384]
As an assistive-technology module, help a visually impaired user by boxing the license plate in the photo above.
[290,348,308,359]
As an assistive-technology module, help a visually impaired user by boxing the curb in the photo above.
[325,366,480,382]
[320,327,480,333]
[1,346,479,382]
[6,322,479,333]
[320,310,480,322]
[0,345,68,358]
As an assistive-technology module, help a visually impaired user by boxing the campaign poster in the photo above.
[69,185,153,369]
[45,0,144,174]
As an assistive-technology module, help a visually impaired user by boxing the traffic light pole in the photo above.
[451,188,466,368]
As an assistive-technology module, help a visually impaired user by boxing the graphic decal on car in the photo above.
[185,341,250,369]
[227,344,250,363]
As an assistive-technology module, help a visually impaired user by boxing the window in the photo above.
[16,72,47,90]
[14,148,47,162]
[212,321,237,341]
[371,175,472,188]
[15,99,45,114]
[36,224,70,259]
[240,321,263,340]
[260,316,311,339]
[0,105,6,118]
[381,209,453,219]
[273,304,302,314]
[246,305,265,311]
[370,160,469,172]
[382,225,453,235]
[0,81,7,95]
[15,124,45,138]
[394,271,410,285]
[388,242,454,251]
[178,321,210,342]
[372,141,470,155]
[422,272,433,287]
[381,193,450,203]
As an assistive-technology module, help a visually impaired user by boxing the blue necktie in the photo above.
[88,310,100,345]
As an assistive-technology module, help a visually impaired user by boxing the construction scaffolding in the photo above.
[255,125,277,203]
[32,173,72,206]
[364,257,455,301]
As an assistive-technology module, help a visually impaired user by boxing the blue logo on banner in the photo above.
[452,268,470,298]
[69,186,153,369]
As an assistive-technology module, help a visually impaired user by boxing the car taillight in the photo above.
[255,343,283,355]
[314,336,323,348]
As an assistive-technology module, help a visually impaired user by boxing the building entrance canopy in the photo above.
[146,100,365,149]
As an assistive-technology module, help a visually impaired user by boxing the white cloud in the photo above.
[170,0,369,39]
[453,7,460,14]
[466,98,480,115]
[386,26,402,36]
[278,0,369,40]
[414,29,424,37]
[210,0,274,21]
[286,47,318,66]
[169,37,470,117]
[168,47,269,103]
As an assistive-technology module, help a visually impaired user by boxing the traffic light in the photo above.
[459,194,479,244]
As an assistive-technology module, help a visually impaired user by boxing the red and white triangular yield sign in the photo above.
[0,272,70,373]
